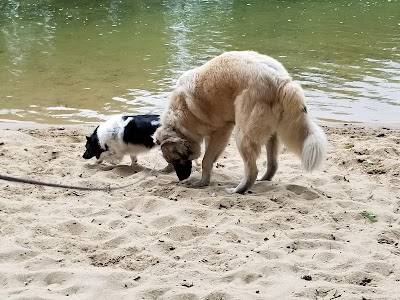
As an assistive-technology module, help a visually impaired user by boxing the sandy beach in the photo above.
[0,122,399,300]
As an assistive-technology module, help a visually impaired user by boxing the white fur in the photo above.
[301,118,328,171]
[151,120,160,126]
[96,115,150,165]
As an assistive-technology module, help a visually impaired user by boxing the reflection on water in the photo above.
[301,58,400,122]
[163,0,233,76]
[0,0,399,124]
[1,0,56,76]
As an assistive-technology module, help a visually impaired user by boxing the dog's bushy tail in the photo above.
[276,80,328,172]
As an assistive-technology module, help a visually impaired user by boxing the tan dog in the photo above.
[154,51,328,194]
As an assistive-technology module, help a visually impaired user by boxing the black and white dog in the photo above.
[83,114,170,168]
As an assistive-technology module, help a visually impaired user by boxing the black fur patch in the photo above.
[122,115,160,148]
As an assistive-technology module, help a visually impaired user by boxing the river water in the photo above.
[0,0,399,124]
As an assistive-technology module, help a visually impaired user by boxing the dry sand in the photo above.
[0,122,399,300]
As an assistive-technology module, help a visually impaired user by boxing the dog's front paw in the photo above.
[181,179,210,188]
[192,180,210,188]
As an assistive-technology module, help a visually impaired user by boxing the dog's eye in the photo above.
[156,139,161,145]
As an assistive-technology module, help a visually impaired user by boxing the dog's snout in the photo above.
[172,160,192,181]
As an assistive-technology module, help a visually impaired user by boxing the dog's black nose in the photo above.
[173,160,192,181]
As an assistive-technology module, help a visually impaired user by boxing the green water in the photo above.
[0,0,399,124]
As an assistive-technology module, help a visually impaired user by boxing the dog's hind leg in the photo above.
[226,131,262,194]
[192,125,233,188]
[258,133,280,181]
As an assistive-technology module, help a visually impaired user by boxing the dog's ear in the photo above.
[153,127,163,146]
[182,140,192,160]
